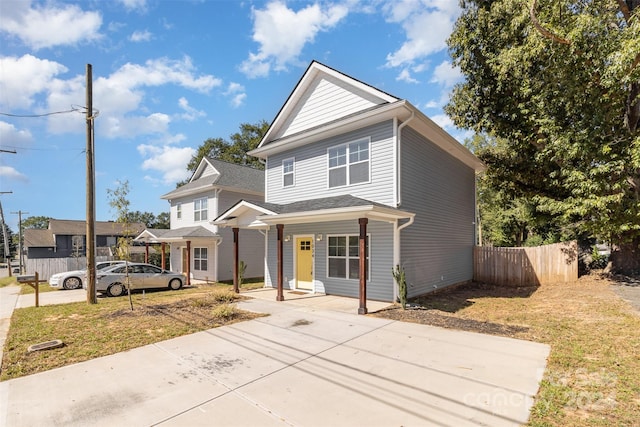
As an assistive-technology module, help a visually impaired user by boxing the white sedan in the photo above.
[49,261,125,290]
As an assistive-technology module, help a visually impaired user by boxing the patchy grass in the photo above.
[0,276,17,288]
[374,275,640,426]
[20,282,56,294]
[1,283,265,381]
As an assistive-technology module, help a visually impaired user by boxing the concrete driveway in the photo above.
[0,288,550,426]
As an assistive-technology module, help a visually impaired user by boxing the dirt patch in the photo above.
[373,273,639,340]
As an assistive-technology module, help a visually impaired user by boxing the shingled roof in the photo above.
[162,158,264,200]
[23,219,146,248]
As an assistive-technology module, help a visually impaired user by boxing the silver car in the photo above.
[95,263,186,297]
[50,261,125,290]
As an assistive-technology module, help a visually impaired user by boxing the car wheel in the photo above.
[168,278,182,291]
[107,283,126,297]
[63,277,82,290]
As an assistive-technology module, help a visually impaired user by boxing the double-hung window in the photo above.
[327,235,370,280]
[194,198,208,222]
[194,247,208,271]
[328,138,370,188]
[283,158,295,187]
[176,203,182,220]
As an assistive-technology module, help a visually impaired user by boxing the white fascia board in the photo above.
[257,205,414,225]
[214,200,278,224]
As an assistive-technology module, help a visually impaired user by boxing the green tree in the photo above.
[1,224,16,261]
[153,212,170,229]
[107,180,135,310]
[177,120,269,187]
[447,0,640,273]
[22,216,50,229]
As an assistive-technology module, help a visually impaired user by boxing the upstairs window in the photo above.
[328,138,370,188]
[194,198,208,222]
[283,158,295,187]
[176,203,182,220]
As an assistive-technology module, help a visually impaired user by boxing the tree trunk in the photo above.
[609,237,640,275]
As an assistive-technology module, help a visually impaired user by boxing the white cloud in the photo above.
[383,1,460,68]
[224,82,247,108]
[177,97,206,121]
[129,30,153,42]
[138,144,194,184]
[0,166,28,182]
[396,68,418,84]
[117,0,148,12]
[0,1,102,50]
[0,55,68,110]
[431,60,463,88]
[430,113,454,131]
[240,0,349,78]
[0,121,34,147]
[39,56,221,138]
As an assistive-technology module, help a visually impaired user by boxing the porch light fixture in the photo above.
[285,235,291,242]
[316,234,323,241]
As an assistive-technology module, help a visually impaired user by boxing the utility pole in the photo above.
[10,210,28,274]
[86,63,97,304]
[0,197,12,276]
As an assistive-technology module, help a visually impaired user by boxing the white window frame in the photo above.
[176,202,182,220]
[282,157,295,187]
[194,197,208,222]
[326,234,371,281]
[327,137,371,188]
[194,247,208,271]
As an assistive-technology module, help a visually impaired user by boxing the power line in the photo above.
[0,107,85,118]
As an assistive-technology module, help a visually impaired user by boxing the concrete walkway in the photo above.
[0,286,550,426]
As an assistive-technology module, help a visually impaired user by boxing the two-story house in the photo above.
[136,158,265,284]
[215,61,484,313]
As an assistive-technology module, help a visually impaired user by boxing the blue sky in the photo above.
[0,0,467,231]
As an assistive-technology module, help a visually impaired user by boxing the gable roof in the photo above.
[23,229,55,248]
[249,61,484,172]
[258,61,398,148]
[162,157,264,200]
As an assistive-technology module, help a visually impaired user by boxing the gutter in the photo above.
[395,111,415,207]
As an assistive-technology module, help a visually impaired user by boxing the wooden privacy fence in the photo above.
[474,241,578,286]
[25,256,113,281]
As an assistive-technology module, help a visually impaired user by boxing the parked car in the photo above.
[50,261,125,290]
[95,263,186,297]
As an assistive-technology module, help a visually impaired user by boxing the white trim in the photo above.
[396,111,415,207]
[259,205,414,225]
[193,197,208,222]
[293,234,315,292]
[326,137,371,189]
[325,233,371,282]
[282,157,295,188]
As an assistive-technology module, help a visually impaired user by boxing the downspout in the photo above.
[396,111,415,207]
[259,229,268,287]
[393,215,415,301]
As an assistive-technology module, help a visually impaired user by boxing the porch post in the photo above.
[145,242,149,263]
[186,240,191,287]
[276,223,284,301]
[358,218,368,315]
[161,242,166,269]
[232,227,239,293]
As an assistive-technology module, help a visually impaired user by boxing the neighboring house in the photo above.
[24,219,145,259]
[215,61,484,311]
[136,158,265,283]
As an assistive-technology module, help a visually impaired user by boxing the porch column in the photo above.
[145,242,149,263]
[161,242,166,269]
[276,224,284,301]
[358,218,368,315]
[186,240,191,287]
[232,227,239,293]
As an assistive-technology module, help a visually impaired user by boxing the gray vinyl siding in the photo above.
[400,126,476,297]
[281,76,380,138]
[264,220,395,301]
[266,121,396,207]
